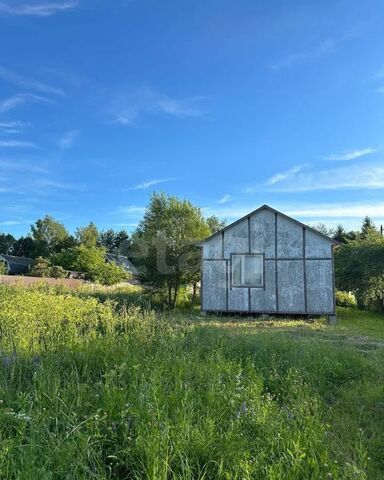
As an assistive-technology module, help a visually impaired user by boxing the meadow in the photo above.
[0,284,383,479]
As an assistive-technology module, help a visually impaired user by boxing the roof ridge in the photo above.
[201,204,339,245]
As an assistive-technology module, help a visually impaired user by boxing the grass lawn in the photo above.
[0,286,383,479]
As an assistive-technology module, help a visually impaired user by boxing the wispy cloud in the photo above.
[271,38,337,70]
[284,202,384,219]
[0,140,38,149]
[0,159,48,173]
[58,129,80,150]
[0,120,31,128]
[323,147,377,161]
[110,87,207,126]
[265,163,384,192]
[132,177,176,190]
[263,164,306,188]
[0,93,51,113]
[118,205,146,215]
[0,120,31,135]
[203,201,384,230]
[0,67,64,96]
[0,2,78,17]
[218,194,232,204]
[0,220,24,226]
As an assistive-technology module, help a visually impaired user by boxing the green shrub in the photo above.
[29,256,52,277]
[53,246,127,285]
[336,290,357,307]
[0,260,7,275]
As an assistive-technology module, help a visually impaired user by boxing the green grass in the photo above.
[0,285,383,479]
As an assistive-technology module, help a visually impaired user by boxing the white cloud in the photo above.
[110,87,207,126]
[323,147,377,161]
[218,194,232,204]
[271,38,337,70]
[261,164,305,188]
[0,93,51,113]
[0,159,48,173]
[203,201,384,231]
[0,140,38,148]
[0,67,64,96]
[0,120,31,128]
[0,2,78,16]
[132,178,176,190]
[58,129,80,150]
[0,220,24,226]
[284,202,384,219]
[118,206,146,215]
[265,163,384,192]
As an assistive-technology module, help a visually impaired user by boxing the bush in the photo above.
[29,256,52,277]
[50,265,67,279]
[336,290,357,308]
[53,246,128,285]
[29,257,68,279]
[0,260,7,275]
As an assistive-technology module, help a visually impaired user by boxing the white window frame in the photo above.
[231,254,264,288]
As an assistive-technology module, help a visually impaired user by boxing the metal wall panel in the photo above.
[250,260,277,311]
[277,260,305,312]
[228,287,249,311]
[306,260,334,313]
[202,260,227,311]
[277,215,303,258]
[250,209,276,258]
[203,234,222,259]
[224,218,249,259]
[305,229,332,258]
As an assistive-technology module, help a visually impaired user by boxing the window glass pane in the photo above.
[232,255,242,286]
[244,255,263,286]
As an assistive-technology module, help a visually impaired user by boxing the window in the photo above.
[231,254,263,287]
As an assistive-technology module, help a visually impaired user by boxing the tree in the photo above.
[53,246,127,285]
[29,257,53,278]
[333,225,358,244]
[76,222,98,248]
[98,229,130,254]
[206,215,226,234]
[10,236,35,257]
[31,215,71,257]
[311,223,334,237]
[131,193,211,307]
[361,216,378,239]
[335,232,384,311]
[0,233,15,254]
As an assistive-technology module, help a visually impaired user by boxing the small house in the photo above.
[200,205,338,320]
[0,254,34,275]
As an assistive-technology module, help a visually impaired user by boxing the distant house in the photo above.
[199,205,338,321]
[105,253,139,277]
[0,254,34,275]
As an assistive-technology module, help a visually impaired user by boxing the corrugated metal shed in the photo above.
[105,253,139,276]
[0,254,34,275]
[200,205,337,317]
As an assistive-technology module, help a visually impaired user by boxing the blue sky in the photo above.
[1,0,384,237]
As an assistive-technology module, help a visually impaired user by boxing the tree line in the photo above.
[1,194,383,310]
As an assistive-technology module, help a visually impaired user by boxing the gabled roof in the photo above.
[106,253,139,276]
[0,254,34,266]
[0,254,34,275]
[201,204,339,245]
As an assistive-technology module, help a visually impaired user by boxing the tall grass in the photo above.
[0,285,382,479]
